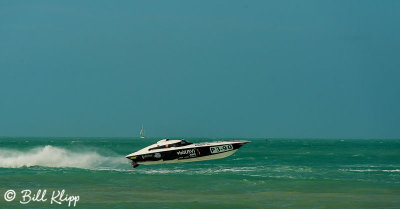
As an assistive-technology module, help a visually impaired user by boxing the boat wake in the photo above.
[0,145,126,169]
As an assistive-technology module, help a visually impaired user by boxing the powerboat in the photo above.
[125,139,250,168]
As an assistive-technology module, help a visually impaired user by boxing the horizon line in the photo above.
[0,135,399,140]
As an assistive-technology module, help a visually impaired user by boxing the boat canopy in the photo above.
[149,139,192,151]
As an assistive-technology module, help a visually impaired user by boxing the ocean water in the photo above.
[0,137,399,209]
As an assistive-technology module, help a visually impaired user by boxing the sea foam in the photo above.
[0,145,126,169]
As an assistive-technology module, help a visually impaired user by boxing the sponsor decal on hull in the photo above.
[154,153,161,158]
[141,154,153,159]
[177,149,195,155]
[177,149,197,159]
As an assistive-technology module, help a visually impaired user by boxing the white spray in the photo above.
[0,145,126,169]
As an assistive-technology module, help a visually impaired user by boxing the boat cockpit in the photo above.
[148,139,192,151]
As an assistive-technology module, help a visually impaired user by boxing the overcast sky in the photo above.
[0,1,399,138]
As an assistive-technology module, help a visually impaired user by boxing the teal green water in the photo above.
[1,138,399,209]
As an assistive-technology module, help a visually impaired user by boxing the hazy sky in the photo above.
[0,1,399,138]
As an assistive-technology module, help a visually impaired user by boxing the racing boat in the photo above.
[125,139,250,168]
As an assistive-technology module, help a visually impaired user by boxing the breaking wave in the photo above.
[0,145,126,169]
